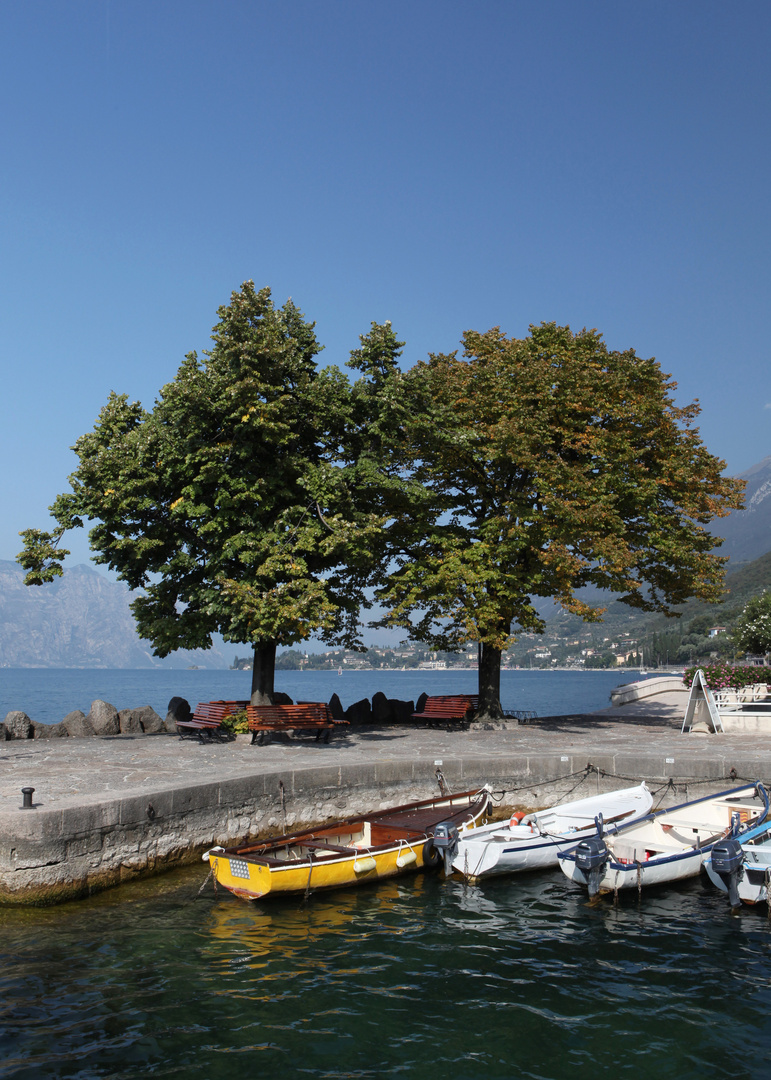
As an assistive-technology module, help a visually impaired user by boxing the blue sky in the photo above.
[2,0,769,571]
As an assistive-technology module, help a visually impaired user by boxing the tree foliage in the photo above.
[369,321,745,716]
[18,283,380,701]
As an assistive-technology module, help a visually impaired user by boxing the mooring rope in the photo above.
[490,763,770,808]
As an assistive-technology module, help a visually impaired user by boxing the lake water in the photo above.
[0,667,661,725]
[6,666,757,1080]
[2,863,771,1079]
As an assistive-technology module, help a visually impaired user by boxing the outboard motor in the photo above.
[575,836,610,899]
[432,822,461,876]
[711,837,745,910]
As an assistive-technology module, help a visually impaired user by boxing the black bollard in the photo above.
[21,787,35,809]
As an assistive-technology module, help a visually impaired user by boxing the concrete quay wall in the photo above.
[3,723,771,906]
[610,676,686,705]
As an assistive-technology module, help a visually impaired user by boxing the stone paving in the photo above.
[2,687,770,815]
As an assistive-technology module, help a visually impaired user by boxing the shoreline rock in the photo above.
[3,692,430,741]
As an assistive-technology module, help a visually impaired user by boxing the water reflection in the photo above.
[2,866,771,1079]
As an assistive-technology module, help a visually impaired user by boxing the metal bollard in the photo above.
[21,787,35,809]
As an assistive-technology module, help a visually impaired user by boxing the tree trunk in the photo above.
[477,642,504,720]
[250,640,277,705]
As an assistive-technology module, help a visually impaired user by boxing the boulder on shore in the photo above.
[345,698,372,725]
[167,696,192,721]
[3,711,33,740]
[33,720,70,738]
[389,698,416,724]
[86,700,120,736]
[166,696,191,733]
[328,693,345,721]
[133,705,164,733]
[62,710,95,737]
[118,708,144,735]
[371,691,392,722]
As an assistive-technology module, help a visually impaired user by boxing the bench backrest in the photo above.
[419,694,479,715]
[247,702,334,724]
[191,700,249,722]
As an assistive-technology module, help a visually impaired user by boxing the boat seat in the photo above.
[611,842,685,860]
[302,841,358,855]
[661,818,723,830]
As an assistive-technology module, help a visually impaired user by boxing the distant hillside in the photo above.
[0,561,230,668]
[710,454,771,566]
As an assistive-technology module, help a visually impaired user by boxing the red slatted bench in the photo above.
[246,702,348,744]
[176,700,250,741]
[410,694,479,728]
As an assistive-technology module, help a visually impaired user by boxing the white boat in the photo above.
[704,818,771,908]
[450,783,652,881]
[558,783,769,899]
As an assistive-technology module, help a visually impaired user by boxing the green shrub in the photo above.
[220,710,249,734]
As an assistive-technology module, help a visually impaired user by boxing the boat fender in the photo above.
[422,839,443,871]
[396,844,418,868]
[353,855,377,874]
[202,846,224,863]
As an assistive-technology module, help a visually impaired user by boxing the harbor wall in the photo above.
[2,745,768,906]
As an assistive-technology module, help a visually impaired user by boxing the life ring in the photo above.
[422,839,442,870]
[510,811,527,826]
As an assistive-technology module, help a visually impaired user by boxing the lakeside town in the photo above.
[233,630,689,673]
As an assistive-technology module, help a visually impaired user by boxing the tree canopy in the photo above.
[19,298,745,717]
[367,322,745,716]
[18,282,380,701]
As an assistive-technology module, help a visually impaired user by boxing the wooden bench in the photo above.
[410,694,479,728]
[247,702,349,744]
[176,700,249,741]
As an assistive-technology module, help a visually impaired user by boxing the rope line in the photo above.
[489,763,769,804]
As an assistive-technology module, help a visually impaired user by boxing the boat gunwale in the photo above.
[584,783,770,849]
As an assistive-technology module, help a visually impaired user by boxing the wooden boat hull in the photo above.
[452,783,652,880]
[204,787,491,901]
[558,783,769,897]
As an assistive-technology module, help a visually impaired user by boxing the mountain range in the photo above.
[0,561,230,668]
[709,454,771,566]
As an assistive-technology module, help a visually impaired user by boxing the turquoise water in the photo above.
[0,668,656,726]
[2,865,770,1080]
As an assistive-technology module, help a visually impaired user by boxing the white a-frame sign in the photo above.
[681,668,724,733]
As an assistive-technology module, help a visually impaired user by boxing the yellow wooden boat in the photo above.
[203,787,491,901]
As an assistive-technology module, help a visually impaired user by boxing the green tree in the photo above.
[732,592,771,657]
[371,322,745,718]
[18,282,379,703]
